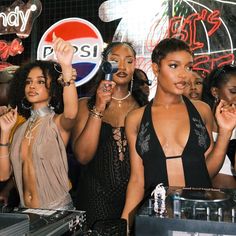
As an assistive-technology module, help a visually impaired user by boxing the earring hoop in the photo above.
[21,97,31,110]
[129,77,134,93]
[214,96,219,104]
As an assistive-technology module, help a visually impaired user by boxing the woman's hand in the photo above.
[0,107,18,134]
[95,80,116,113]
[0,106,8,116]
[215,100,236,132]
[52,32,74,68]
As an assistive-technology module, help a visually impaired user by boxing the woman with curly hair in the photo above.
[0,34,78,210]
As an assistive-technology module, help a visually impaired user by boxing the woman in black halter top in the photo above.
[121,38,236,229]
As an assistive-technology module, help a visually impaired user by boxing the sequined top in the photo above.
[136,96,212,195]
[76,122,130,227]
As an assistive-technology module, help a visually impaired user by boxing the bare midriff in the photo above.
[166,157,185,187]
[21,125,40,208]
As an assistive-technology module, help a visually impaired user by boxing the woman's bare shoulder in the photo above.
[191,100,213,123]
[125,105,146,130]
[128,105,146,119]
[192,100,212,113]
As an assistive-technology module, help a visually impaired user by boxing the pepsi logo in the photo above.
[37,17,104,86]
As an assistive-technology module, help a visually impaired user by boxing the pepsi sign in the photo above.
[37,18,104,86]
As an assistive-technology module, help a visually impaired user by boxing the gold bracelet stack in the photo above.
[57,74,76,87]
[89,106,103,119]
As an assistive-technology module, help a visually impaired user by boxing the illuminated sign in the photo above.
[0,0,42,38]
[37,18,104,87]
[0,38,24,61]
[99,0,236,98]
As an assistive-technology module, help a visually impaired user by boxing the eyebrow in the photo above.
[26,75,46,80]
[167,59,193,64]
[110,53,134,58]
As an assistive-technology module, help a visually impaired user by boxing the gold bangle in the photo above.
[89,111,102,119]
[0,153,9,159]
[57,74,76,87]
[89,106,103,119]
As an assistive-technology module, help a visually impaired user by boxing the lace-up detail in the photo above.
[112,127,127,161]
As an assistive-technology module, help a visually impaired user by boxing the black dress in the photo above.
[136,96,212,195]
[76,122,130,228]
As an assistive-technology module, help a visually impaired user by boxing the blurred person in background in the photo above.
[0,65,23,207]
[133,68,151,97]
[183,69,206,101]
[202,64,236,188]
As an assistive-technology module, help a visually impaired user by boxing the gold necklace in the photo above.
[155,98,184,109]
[25,119,42,145]
[112,92,131,107]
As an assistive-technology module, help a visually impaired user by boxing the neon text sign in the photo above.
[0,0,42,38]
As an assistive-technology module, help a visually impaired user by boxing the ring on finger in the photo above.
[104,84,112,91]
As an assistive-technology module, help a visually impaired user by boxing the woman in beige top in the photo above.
[0,34,78,210]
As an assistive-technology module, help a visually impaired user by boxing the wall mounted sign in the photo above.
[37,17,104,87]
[99,0,236,98]
[0,0,42,38]
[0,38,24,61]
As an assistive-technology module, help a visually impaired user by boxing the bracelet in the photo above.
[0,153,9,159]
[57,74,76,87]
[0,143,9,147]
[89,106,103,119]
[89,112,102,119]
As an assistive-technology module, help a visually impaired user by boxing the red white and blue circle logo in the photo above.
[37,18,104,86]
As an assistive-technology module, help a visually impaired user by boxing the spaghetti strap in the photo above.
[166,155,182,160]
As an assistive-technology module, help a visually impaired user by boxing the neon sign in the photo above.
[99,0,236,97]
[0,0,42,38]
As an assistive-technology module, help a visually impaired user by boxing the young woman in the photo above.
[183,69,205,100]
[202,64,236,188]
[121,38,236,227]
[72,42,148,229]
[0,34,78,210]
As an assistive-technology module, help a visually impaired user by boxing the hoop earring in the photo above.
[214,96,219,104]
[21,97,31,110]
[48,102,55,111]
[129,77,134,93]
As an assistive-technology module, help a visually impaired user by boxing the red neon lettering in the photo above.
[194,53,234,73]
[207,10,221,36]
[169,9,222,51]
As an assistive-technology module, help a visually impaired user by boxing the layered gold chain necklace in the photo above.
[25,106,54,145]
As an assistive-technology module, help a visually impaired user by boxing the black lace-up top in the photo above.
[76,122,130,228]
